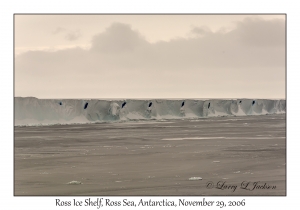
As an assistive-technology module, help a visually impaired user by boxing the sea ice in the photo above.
[67,181,82,185]
[189,177,202,180]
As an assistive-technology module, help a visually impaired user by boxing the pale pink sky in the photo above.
[15,15,285,99]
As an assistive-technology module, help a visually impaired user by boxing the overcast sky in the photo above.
[15,15,285,99]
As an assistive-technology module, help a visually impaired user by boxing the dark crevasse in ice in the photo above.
[208,102,210,109]
[122,102,126,108]
[59,102,62,105]
[239,101,242,104]
[181,101,185,107]
[84,102,88,109]
[252,101,255,105]
[148,102,152,107]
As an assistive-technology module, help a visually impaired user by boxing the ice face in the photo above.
[14,98,286,126]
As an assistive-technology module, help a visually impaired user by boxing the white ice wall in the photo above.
[14,97,286,126]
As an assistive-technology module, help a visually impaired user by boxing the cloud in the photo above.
[15,18,285,98]
[190,26,212,36]
[65,30,81,41]
[91,22,148,53]
[53,27,81,41]
[234,17,285,47]
[53,27,66,34]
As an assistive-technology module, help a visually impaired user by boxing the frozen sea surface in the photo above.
[14,114,286,195]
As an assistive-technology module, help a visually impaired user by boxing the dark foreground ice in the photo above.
[14,114,286,195]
